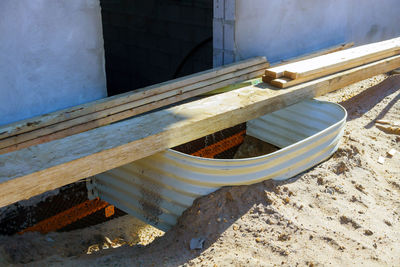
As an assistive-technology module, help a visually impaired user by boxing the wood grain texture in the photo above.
[1,55,399,207]
[282,37,400,79]
[0,57,268,141]
[270,54,400,88]
[0,69,266,154]
[264,42,354,78]
[262,75,275,84]
[0,60,268,154]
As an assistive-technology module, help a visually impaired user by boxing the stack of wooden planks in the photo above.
[2,54,400,207]
[263,37,400,88]
[0,57,269,155]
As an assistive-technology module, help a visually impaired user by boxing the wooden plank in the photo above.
[0,68,266,154]
[270,51,399,88]
[273,43,355,67]
[261,75,275,84]
[269,77,295,88]
[0,57,268,141]
[271,53,400,89]
[1,55,400,207]
[0,62,268,154]
[264,42,354,78]
[283,37,400,79]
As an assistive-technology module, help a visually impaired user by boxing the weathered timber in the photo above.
[1,55,400,207]
[0,57,268,141]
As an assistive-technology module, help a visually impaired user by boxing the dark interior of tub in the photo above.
[172,123,280,159]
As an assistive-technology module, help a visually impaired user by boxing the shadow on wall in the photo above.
[100,0,213,96]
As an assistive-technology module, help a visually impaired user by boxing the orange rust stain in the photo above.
[18,131,245,234]
[191,130,246,158]
[105,205,115,218]
[18,198,108,235]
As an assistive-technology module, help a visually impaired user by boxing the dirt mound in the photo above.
[1,74,400,266]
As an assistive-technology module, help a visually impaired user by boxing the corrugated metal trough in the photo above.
[88,99,347,231]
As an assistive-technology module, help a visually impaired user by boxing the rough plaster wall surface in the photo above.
[233,0,400,64]
[346,0,400,44]
[0,0,107,126]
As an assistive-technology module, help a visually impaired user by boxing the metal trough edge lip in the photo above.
[165,100,347,163]
[91,99,347,231]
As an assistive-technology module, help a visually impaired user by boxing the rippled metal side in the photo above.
[89,100,347,231]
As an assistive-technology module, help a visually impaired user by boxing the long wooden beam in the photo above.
[0,66,267,155]
[268,49,399,89]
[264,37,400,88]
[1,55,400,207]
[0,57,268,141]
[266,42,354,77]
[284,38,400,79]
[265,37,400,79]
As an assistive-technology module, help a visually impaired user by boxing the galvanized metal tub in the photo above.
[88,99,347,231]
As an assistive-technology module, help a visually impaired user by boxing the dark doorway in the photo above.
[100,0,213,96]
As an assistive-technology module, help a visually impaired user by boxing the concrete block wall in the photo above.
[100,0,213,96]
[213,0,236,67]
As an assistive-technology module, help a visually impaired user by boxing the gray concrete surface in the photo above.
[0,0,107,126]
[216,0,400,64]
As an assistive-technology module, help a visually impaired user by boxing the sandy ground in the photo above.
[1,74,399,266]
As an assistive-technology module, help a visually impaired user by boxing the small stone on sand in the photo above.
[388,149,397,157]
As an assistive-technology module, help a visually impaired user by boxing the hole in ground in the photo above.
[0,123,279,264]
[172,123,280,159]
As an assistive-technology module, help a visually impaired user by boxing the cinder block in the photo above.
[223,50,236,65]
[213,19,224,50]
[214,0,224,19]
[213,49,223,67]
[225,0,236,21]
[223,21,235,51]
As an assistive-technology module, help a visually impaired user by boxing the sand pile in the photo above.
[0,74,399,266]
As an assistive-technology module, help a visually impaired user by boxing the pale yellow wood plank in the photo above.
[264,42,354,78]
[271,55,400,88]
[283,37,400,79]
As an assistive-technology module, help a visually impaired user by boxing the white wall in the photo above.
[0,0,107,126]
[218,0,400,64]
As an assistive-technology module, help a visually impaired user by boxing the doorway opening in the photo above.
[99,0,214,96]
